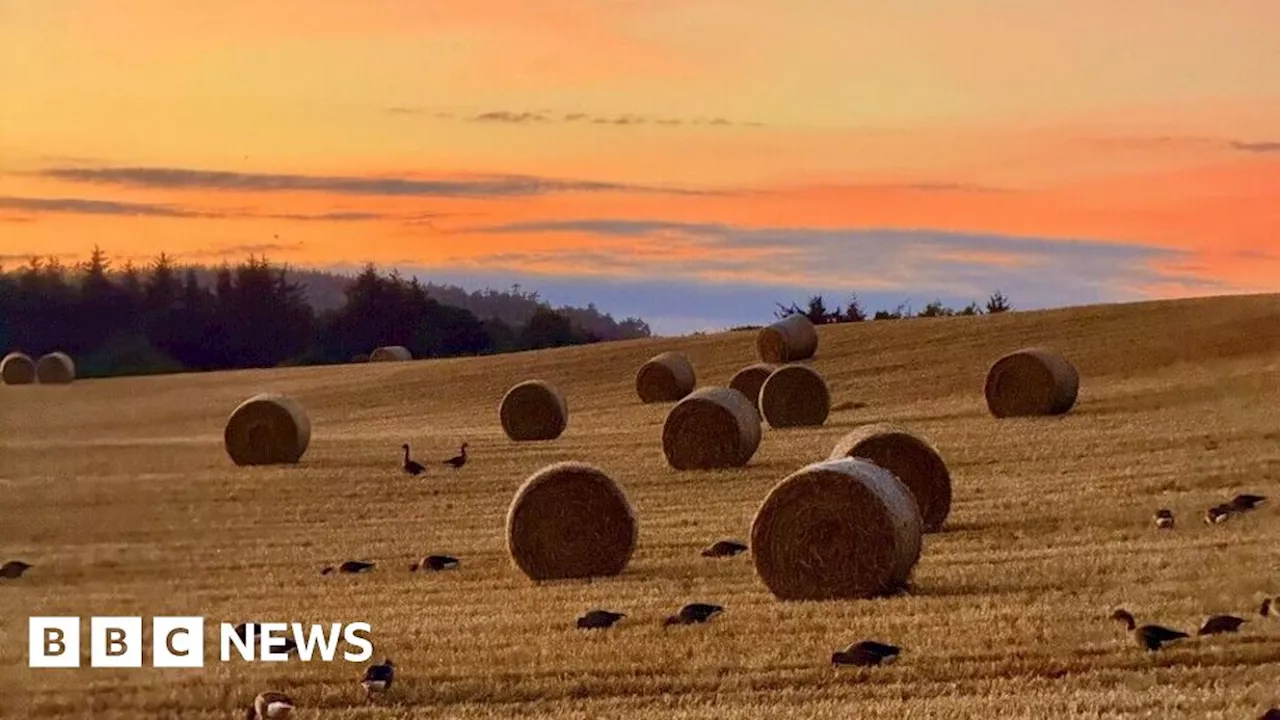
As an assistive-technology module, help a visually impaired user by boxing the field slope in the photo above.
[2,293,1279,719]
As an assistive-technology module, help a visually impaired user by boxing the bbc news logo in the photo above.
[29,617,373,668]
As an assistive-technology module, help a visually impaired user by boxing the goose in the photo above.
[232,623,298,655]
[1198,614,1246,635]
[1259,708,1280,720]
[700,539,748,558]
[1231,493,1267,512]
[0,560,32,579]
[1204,504,1233,524]
[361,658,395,697]
[1154,509,1174,529]
[1110,609,1189,651]
[244,691,295,719]
[401,444,425,476]
[321,560,375,575]
[1261,597,1274,618]
[831,639,900,667]
[577,609,626,629]
[443,442,468,470]
[663,603,723,626]
[409,555,459,572]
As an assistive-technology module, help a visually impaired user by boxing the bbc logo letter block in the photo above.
[29,616,205,668]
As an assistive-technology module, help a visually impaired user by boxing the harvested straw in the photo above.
[829,423,951,532]
[984,347,1079,417]
[506,461,637,581]
[662,386,761,469]
[750,457,923,601]
[35,352,75,384]
[759,364,830,427]
[500,380,568,441]
[728,363,774,418]
[756,314,818,363]
[369,345,412,362]
[635,351,695,403]
[223,393,311,466]
[1,352,36,385]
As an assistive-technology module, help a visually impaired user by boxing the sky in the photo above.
[1,0,1277,334]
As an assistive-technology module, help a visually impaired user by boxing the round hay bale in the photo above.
[756,314,818,363]
[984,347,1079,417]
[369,345,412,362]
[759,364,830,427]
[829,423,951,532]
[728,362,774,418]
[635,351,695,403]
[750,457,923,601]
[1,352,36,385]
[500,380,568,441]
[662,386,761,469]
[34,352,75,384]
[506,461,637,581]
[223,393,311,466]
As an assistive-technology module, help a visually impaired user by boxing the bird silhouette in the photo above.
[663,603,723,626]
[443,442,468,469]
[577,609,626,629]
[231,623,298,655]
[1204,504,1233,524]
[1110,609,1189,650]
[831,640,901,667]
[700,539,748,557]
[244,691,295,719]
[361,658,395,698]
[1154,509,1174,529]
[401,444,425,476]
[409,554,459,572]
[1198,614,1246,635]
[321,560,375,575]
[0,560,32,579]
[1231,493,1267,512]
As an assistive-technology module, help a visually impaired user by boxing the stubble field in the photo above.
[2,294,1279,719]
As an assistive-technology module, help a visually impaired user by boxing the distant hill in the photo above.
[177,264,652,342]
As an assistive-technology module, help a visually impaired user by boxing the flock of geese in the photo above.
[3,434,1276,717]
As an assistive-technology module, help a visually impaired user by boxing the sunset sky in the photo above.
[2,0,1277,333]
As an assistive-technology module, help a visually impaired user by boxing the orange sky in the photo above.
[2,0,1278,330]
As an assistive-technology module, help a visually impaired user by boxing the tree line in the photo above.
[0,249,644,379]
[771,291,1013,325]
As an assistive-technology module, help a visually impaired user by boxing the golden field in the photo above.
[2,294,1279,719]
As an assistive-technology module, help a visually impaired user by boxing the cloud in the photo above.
[0,196,218,218]
[38,166,712,197]
[449,218,1203,313]
[445,108,760,128]
[260,211,387,222]
[1230,140,1280,153]
[191,242,306,258]
[471,110,553,124]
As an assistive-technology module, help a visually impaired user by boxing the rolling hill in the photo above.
[1,293,1278,719]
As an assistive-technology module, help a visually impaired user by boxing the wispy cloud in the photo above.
[449,218,1204,310]
[37,166,713,197]
[0,196,218,218]
[388,106,761,128]
[1230,140,1280,153]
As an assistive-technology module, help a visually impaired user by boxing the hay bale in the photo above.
[984,347,1079,417]
[662,386,761,469]
[506,461,637,581]
[750,457,923,601]
[34,352,75,384]
[369,345,412,362]
[500,380,568,441]
[756,314,818,363]
[728,363,774,418]
[759,364,830,427]
[829,423,951,532]
[1,352,36,385]
[635,351,695,403]
[223,393,311,466]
